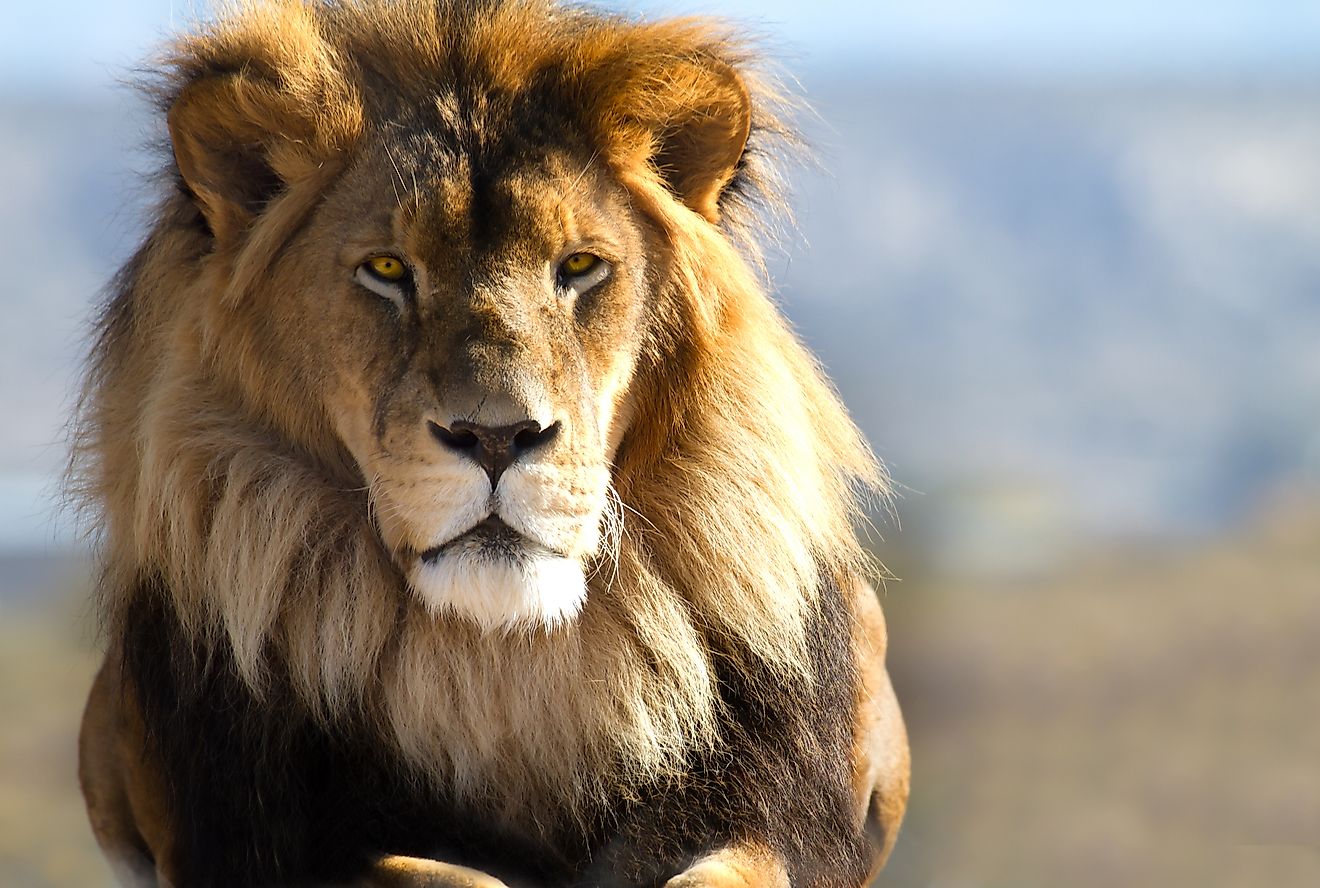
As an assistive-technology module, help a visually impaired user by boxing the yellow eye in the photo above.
[560,252,600,276]
[364,256,407,282]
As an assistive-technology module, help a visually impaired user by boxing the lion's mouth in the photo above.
[418,516,547,563]
[408,513,588,630]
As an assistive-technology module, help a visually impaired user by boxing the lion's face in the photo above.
[275,136,650,630]
[146,0,797,641]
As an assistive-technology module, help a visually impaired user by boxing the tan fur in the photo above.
[851,583,912,880]
[364,856,513,888]
[664,845,789,888]
[75,1,906,883]
[80,659,181,886]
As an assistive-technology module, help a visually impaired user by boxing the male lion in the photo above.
[74,1,909,886]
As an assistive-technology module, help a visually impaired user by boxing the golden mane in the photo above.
[72,0,884,826]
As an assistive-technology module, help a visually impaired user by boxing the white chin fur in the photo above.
[408,547,587,632]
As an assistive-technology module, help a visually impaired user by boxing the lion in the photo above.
[72,1,909,886]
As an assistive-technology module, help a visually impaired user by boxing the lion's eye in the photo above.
[561,253,599,276]
[363,256,407,282]
[355,255,412,307]
[556,252,610,295]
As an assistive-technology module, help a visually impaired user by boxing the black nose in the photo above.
[428,419,560,486]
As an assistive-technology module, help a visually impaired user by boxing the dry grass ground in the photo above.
[883,502,1320,887]
[0,564,112,888]
[1,505,1316,886]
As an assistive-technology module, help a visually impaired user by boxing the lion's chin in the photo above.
[408,544,587,633]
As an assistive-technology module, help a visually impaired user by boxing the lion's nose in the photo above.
[428,419,560,486]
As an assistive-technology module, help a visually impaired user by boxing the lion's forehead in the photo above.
[326,129,638,344]
[360,105,599,254]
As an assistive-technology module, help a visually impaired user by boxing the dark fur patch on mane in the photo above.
[120,570,867,886]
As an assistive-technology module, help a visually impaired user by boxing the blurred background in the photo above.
[2,1,1318,885]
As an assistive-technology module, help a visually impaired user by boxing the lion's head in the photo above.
[76,0,882,821]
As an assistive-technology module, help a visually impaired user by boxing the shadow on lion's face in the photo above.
[271,136,650,631]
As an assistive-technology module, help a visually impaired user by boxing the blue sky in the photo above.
[6,0,1320,93]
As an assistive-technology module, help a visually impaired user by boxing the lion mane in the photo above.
[73,1,896,883]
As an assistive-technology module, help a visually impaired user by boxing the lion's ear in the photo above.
[644,57,753,224]
[167,71,361,243]
[168,76,284,243]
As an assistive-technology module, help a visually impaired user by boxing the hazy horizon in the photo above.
[4,72,1319,563]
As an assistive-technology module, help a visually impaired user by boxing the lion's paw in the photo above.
[363,855,510,888]
[664,860,748,888]
[665,850,788,888]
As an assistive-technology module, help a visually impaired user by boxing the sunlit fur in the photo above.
[71,0,885,828]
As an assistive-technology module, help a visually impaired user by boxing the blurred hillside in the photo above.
[4,77,1320,558]
[789,78,1320,550]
